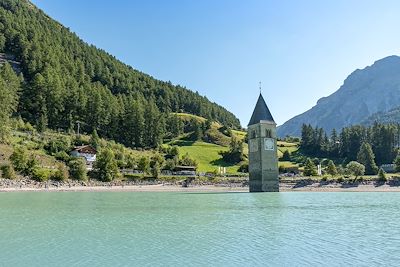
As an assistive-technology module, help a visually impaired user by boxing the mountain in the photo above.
[361,106,400,126]
[0,0,241,147]
[277,55,400,137]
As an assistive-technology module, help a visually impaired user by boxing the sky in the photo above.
[31,0,400,127]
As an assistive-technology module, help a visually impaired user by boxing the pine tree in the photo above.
[357,142,378,175]
[0,63,20,142]
[303,158,317,176]
[90,129,100,149]
[281,150,291,161]
[326,160,337,176]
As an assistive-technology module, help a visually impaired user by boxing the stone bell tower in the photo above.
[248,93,279,192]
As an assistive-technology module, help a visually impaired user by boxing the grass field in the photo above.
[167,140,242,173]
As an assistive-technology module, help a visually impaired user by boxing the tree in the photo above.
[180,153,198,167]
[51,163,68,181]
[357,142,378,175]
[326,160,337,176]
[68,158,87,180]
[138,156,150,177]
[191,120,204,141]
[303,158,317,176]
[377,168,387,182]
[0,63,20,142]
[90,129,100,149]
[281,150,291,161]
[219,137,244,164]
[0,164,16,179]
[346,161,365,178]
[94,149,119,181]
[151,161,160,179]
[10,146,28,173]
[394,152,400,173]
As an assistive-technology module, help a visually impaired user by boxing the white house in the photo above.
[70,145,97,170]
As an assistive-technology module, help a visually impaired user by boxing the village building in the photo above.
[70,145,97,170]
[174,165,197,176]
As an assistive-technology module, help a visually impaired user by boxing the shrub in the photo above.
[68,158,87,181]
[326,160,337,176]
[51,164,68,181]
[54,151,70,162]
[239,162,249,173]
[44,138,71,155]
[0,164,16,179]
[346,161,365,178]
[378,168,387,182]
[151,161,160,179]
[10,146,28,172]
[31,168,49,182]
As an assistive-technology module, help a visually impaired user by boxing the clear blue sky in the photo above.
[31,0,400,127]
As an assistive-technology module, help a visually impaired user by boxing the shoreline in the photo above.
[2,178,400,192]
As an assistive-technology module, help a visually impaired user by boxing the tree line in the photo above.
[300,123,400,171]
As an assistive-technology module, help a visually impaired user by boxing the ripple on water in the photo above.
[0,192,400,266]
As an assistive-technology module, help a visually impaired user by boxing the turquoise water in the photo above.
[0,192,400,266]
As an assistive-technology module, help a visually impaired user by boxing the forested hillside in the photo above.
[0,0,240,148]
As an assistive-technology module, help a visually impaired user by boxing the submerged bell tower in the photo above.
[247,92,279,192]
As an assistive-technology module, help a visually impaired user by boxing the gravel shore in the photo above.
[2,178,400,192]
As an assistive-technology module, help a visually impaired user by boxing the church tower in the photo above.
[248,93,279,192]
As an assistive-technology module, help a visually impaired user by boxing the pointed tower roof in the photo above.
[248,93,275,126]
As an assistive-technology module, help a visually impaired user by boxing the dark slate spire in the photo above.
[248,93,275,126]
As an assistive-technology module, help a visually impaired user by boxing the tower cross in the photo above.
[259,81,262,93]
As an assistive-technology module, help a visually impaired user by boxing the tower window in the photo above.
[265,129,272,138]
[252,130,256,139]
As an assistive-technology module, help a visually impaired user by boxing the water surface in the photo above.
[0,192,399,266]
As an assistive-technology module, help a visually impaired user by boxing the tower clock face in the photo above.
[264,138,274,151]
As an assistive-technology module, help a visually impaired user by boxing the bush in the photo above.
[0,164,16,179]
[326,160,337,176]
[10,146,28,172]
[54,151,70,162]
[68,158,87,181]
[44,138,71,155]
[51,164,68,181]
[238,162,249,173]
[378,168,387,182]
[346,161,365,178]
[31,168,49,182]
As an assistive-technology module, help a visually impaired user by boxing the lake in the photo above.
[0,191,399,266]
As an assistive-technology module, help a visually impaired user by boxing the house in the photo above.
[174,165,197,176]
[70,145,97,170]
[380,164,395,173]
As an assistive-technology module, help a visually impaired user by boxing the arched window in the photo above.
[265,129,272,138]
[251,130,256,139]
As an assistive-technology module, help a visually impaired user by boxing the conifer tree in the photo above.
[394,152,400,173]
[303,158,317,176]
[326,160,337,176]
[357,142,378,175]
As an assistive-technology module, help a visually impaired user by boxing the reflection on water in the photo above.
[0,192,400,266]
